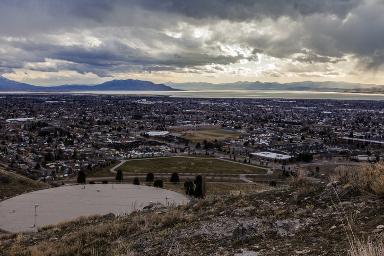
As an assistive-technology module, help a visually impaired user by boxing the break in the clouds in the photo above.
[1,0,384,85]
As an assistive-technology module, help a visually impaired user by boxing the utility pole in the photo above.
[33,204,39,231]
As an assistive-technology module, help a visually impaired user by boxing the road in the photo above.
[109,160,127,174]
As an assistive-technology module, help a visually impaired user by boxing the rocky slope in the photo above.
[1,181,383,255]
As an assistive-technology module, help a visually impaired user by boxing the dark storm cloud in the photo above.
[0,0,362,35]
[294,52,344,64]
[301,0,384,69]
[0,0,383,79]
[136,0,360,20]
[2,36,244,76]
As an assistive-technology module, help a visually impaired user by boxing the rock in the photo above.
[326,181,339,187]
[295,249,311,254]
[104,213,115,219]
[373,225,384,233]
[143,202,166,212]
[232,223,258,242]
[234,249,259,256]
[234,206,256,216]
[275,219,301,237]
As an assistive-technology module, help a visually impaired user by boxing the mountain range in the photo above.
[0,77,177,92]
[1,76,384,93]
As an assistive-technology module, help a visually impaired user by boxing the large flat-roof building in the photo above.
[251,151,292,163]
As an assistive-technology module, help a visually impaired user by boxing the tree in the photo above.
[115,169,123,182]
[170,172,180,183]
[269,181,277,187]
[296,152,313,162]
[146,172,155,182]
[184,179,194,196]
[195,142,201,149]
[154,179,163,188]
[133,177,140,185]
[47,136,53,144]
[77,170,86,184]
[72,149,78,160]
[34,162,41,170]
[194,175,205,198]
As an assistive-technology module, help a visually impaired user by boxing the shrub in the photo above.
[102,180,108,184]
[269,181,277,187]
[153,179,163,188]
[146,172,154,182]
[133,177,140,185]
[170,172,180,183]
[0,175,10,184]
[289,169,319,200]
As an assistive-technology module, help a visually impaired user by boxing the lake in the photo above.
[71,90,384,100]
[2,90,384,100]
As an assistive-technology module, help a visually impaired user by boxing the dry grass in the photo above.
[331,163,384,255]
[130,208,192,230]
[289,168,320,200]
[164,182,270,196]
[332,162,384,196]
[349,237,384,256]
[3,206,193,256]
[182,129,240,143]
[0,168,50,200]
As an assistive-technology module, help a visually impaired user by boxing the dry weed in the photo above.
[349,237,384,256]
[333,163,384,196]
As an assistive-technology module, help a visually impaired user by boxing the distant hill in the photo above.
[2,76,384,93]
[167,81,384,93]
[0,77,178,92]
[0,168,50,201]
[0,76,38,91]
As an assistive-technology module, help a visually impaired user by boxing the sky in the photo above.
[1,0,384,86]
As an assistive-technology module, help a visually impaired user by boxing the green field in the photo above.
[118,156,267,174]
[88,160,120,177]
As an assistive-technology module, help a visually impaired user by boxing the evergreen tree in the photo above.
[77,170,86,184]
[194,175,205,198]
[170,172,180,183]
[115,169,123,182]
[133,177,140,185]
[184,179,194,196]
[146,172,155,182]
